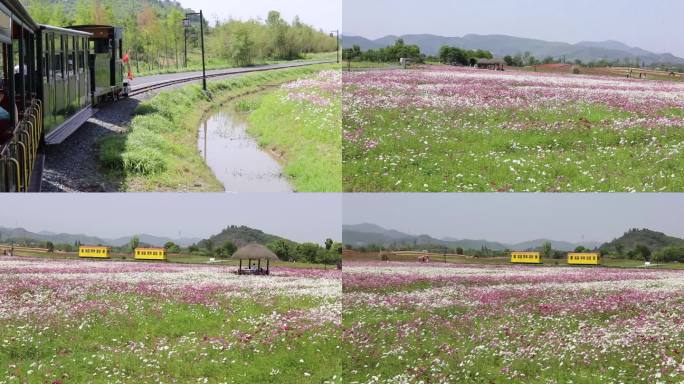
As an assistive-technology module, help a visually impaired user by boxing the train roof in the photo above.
[68,24,123,30]
[40,24,92,37]
[0,0,39,31]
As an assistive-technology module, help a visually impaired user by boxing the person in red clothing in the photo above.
[123,53,134,81]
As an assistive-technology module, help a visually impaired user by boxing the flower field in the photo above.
[343,262,684,383]
[0,257,341,383]
[343,67,684,192]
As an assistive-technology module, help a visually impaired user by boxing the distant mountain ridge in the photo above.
[343,223,602,251]
[0,226,201,247]
[343,34,684,65]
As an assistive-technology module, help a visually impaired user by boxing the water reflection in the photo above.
[198,108,293,192]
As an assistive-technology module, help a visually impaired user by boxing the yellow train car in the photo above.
[79,246,111,259]
[511,252,542,264]
[134,248,167,261]
[568,252,601,266]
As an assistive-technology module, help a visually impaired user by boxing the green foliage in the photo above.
[213,241,237,259]
[164,241,180,253]
[129,236,140,251]
[267,240,293,261]
[343,40,424,64]
[654,246,684,263]
[296,242,326,264]
[21,0,335,74]
[635,244,651,261]
[439,46,492,66]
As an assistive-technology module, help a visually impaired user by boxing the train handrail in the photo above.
[0,99,43,192]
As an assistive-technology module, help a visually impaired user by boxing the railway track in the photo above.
[128,60,334,97]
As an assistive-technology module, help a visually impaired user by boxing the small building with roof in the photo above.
[231,243,280,275]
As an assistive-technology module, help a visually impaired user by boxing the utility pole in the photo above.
[200,10,206,91]
[330,30,339,63]
[185,11,207,91]
[183,20,188,68]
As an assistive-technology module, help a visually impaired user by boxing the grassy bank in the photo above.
[99,64,337,192]
[244,70,341,192]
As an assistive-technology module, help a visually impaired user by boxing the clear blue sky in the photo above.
[343,0,684,57]
[1,194,341,244]
[344,194,684,244]
[177,0,341,32]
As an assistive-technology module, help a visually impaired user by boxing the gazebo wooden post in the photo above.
[258,259,261,273]
[238,259,242,274]
[267,259,270,275]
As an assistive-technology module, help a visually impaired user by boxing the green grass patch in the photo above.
[344,103,684,192]
[1,295,340,383]
[247,74,341,192]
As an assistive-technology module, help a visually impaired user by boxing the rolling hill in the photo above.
[343,223,601,251]
[601,229,684,254]
[197,225,295,248]
[343,34,684,65]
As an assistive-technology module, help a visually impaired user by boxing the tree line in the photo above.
[342,37,683,72]
[346,241,684,263]
[4,236,342,265]
[22,0,337,72]
[438,46,493,66]
[343,39,424,63]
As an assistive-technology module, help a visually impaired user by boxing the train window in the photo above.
[94,39,110,55]
[53,36,62,79]
[79,38,85,71]
[74,37,79,72]
[42,32,48,80]
[67,36,74,76]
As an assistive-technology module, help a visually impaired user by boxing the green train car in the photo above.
[69,25,125,103]
[0,0,126,192]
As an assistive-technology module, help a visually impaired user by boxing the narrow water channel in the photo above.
[198,107,293,192]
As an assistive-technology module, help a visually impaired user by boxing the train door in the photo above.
[66,35,75,114]
[0,9,12,191]
[53,34,65,126]
[47,32,56,131]
[78,37,87,107]
[40,31,50,131]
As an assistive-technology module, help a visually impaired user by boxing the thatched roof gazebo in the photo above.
[231,243,280,275]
